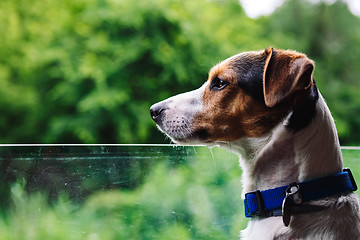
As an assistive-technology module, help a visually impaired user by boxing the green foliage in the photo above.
[0,0,360,144]
[0,0,253,144]
[0,147,246,240]
[0,147,359,239]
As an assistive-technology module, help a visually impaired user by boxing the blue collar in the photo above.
[244,168,358,219]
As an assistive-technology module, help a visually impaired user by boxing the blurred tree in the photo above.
[0,0,359,144]
[0,0,264,143]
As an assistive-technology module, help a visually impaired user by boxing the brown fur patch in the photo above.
[263,48,314,107]
[192,51,291,142]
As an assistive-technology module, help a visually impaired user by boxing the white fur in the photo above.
[219,93,360,239]
[152,80,360,239]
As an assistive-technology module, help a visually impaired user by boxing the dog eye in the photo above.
[210,77,229,91]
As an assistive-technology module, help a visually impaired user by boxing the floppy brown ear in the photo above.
[263,47,315,107]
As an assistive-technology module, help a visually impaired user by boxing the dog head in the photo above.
[150,48,317,144]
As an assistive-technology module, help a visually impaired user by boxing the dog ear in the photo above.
[263,47,314,107]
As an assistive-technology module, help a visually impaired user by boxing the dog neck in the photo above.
[220,93,343,196]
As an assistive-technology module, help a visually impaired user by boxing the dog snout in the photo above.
[150,103,166,122]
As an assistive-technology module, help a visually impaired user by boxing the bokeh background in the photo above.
[1,0,360,145]
[1,1,360,239]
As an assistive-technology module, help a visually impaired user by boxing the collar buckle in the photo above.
[343,168,358,191]
[245,190,266,217]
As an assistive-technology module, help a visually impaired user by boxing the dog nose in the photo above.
[150,103,165,122]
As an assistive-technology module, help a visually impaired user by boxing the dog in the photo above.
[150,48,360,239]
